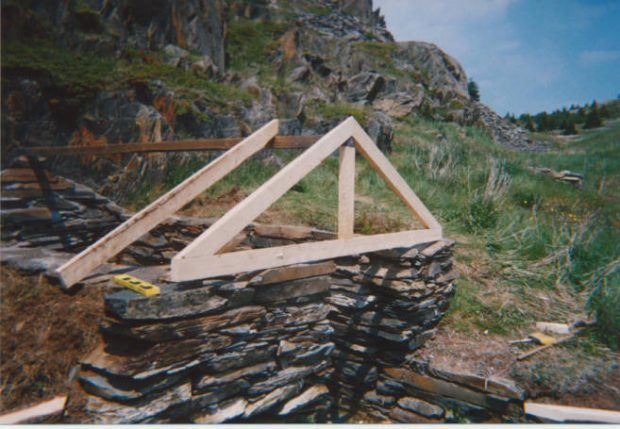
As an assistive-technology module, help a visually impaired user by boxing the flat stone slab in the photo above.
[195,398,247,424]
[102,306,266,342]
[79,370,185,403]
[253,276,331,304]
[193,361,276,392]
[105,284,228,320]
[249,262,336,286]
[0,246,71,273]
[398,396,445,418]
[279,384,330,415]
[82,335,231,380]
[244,382,303,419]
[85,382,191,424]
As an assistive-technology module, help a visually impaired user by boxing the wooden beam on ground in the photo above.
[0,396,67,424]
[524,402,620,424]
[174,117,358,261]
[338,141,356,240]
[20,135,319,157]
[53,120,279,289]
[351,121,442,232]
[171,229,442,281]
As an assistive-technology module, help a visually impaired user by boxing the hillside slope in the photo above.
[2,0,537,202]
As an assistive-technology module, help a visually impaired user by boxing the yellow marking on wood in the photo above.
[113,275,160,296]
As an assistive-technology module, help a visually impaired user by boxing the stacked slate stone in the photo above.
[373,359,526,423]
[0,161,128,251]
[326,239,457,419]
[78,260,337,424]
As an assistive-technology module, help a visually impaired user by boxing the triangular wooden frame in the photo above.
[55,117,441,288]
[170,117,441,282]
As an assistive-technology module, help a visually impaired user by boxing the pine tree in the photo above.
[468,79,480,102]
[563,121,578,135]
[584,103,603,129]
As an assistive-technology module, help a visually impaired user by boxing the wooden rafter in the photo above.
[54,120,279,288]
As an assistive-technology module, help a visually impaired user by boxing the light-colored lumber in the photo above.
[171,228,441,281]
[175,117,357,260]
[517,329,584,361]
[54,120,279,288]
[351,121,442,232]
[524,402,620,424]
[22,135,319,156]
[338,141,356,239]
[0,395,67,424]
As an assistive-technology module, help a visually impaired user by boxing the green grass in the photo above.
[2,40,253,111]
[226,18,288,72]
[119,114,620,349]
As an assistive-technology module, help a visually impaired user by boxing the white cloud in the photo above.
[580,50,620,65]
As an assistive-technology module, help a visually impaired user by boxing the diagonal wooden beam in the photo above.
[173,117,357,263]
[54,120,279,288]
[351,121,442,232]
[337,140,355,239]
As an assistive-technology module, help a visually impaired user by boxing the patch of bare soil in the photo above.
[415,325,620,411]
[0,267,104,415]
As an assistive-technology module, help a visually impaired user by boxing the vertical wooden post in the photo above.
[338,139,355,239]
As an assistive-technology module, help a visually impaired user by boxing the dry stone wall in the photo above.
[0,167,525,423]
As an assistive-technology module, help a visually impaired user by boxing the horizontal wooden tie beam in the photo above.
[171,229,442,281]
[20,135,320,157]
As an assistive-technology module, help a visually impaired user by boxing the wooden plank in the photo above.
[175,117,357,260]
[53,120,279,289]
[338,141,355,239]
[0,395,67,424]
[171,229,441,281]
[524,402,620,424]
[351,121,442,232]
[21,135,319,157]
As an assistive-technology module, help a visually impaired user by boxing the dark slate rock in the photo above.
[278,384,330,416]
[200,343,277,373]
[82,336,231,380]
[194,397,247,424]
[244,382,303,418]
[279,342,335,367]
[85,382,191,424]
[79,369,185,403]
[253,276,331,304]
[191,379,249,408]
[101,306,266,342]
[193,361,276,392]
[398,396,445,418]
[105,284,228,320]
[363,391,396,407]
[247,361,330,395]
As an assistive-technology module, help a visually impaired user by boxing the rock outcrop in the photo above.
[1,0,539,193]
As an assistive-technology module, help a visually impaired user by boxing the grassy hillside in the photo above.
[126,117,620,349]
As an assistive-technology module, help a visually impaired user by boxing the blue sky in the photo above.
[374,0,620,115]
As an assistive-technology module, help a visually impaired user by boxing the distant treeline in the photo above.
[505,98,620,135]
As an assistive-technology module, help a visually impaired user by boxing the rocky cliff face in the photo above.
[1,0,536,198]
